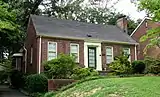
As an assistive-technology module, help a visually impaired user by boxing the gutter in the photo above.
[37,35,138,45]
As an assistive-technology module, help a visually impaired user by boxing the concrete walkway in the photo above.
[0,85,28,97]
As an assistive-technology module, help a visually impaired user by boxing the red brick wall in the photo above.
[101,43,135,70]
[25,18,38,73]
[40,37,135,72]
[132,19,160,59]
[40,37,84,72]
[48,79,76,91]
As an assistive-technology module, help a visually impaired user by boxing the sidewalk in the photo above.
[0,85,28,97]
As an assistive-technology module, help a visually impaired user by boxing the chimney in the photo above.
[116,15,128,33]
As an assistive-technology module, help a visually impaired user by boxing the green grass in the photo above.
[54,76,160,97]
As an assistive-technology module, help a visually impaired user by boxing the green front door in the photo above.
[88,47,96,68]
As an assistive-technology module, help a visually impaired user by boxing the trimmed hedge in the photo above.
[132,60,145,74]
[25,74,48,93]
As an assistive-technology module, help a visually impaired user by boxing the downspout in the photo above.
[38,36,42,74]
[16,58,18,69]
[135,44,137,60]
[23,46,27,73]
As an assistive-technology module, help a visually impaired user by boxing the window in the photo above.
[106,46,113,64]
[30,47,33,64]
[48,42,57,61]
[70,43,79,63]
[123,48,131,61]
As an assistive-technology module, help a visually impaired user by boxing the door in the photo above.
[88,47,96,68]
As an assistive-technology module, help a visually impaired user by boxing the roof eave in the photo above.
[102,40,139,45]
[37,34,138,45]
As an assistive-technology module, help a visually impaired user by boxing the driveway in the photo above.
[0,85,28,97]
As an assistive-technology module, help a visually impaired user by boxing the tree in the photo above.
[0,0,23,57]
[4,0,43,26]
[139,0,160,48]
[0,0,44,58]
[128,18,138,35]
[41,0,137,35]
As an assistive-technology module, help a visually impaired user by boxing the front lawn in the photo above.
[54,76,160,97]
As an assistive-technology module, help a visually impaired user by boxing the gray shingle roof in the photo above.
[31,15,137,44]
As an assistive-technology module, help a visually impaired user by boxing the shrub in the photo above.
[0,71,8,84]
[71,67,99,80]
[109,53,131,75]
[144,57,160,74]
[132,60,145,74]
[0,59,12,84]
[10,70,25,88]
[25,74,48,93]
[43,54,77,79]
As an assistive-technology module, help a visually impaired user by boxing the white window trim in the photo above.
[47,41,57,61]
[123,47,131,61]
[70,43,79,63]
[106,46,114,64]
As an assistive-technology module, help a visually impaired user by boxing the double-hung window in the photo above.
[48,42,57,61]
[70,43,79,63]
[106,46,113,64]
[123,48,131,61]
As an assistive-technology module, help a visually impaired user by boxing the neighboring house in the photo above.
[15,15,138,74]
[131,17,160,60]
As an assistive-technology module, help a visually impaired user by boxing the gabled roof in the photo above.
[130,17,151,37]
[31,15,137,44]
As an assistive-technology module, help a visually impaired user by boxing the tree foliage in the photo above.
[128,18,138,35]
[4,0,43,25]
[41,0,137,33]
[139,0,160,48]
[41,0,117,25]
[0,0,23,57]
[0,59,12,83]
[0,0,44,58]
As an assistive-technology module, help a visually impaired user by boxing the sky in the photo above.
[110,0,146,20]
[39,0,146,20]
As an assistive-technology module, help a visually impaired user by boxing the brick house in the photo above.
[14,15,138,73]
[131,17,160,60]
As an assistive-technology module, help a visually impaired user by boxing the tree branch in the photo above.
[31,0,44,14]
